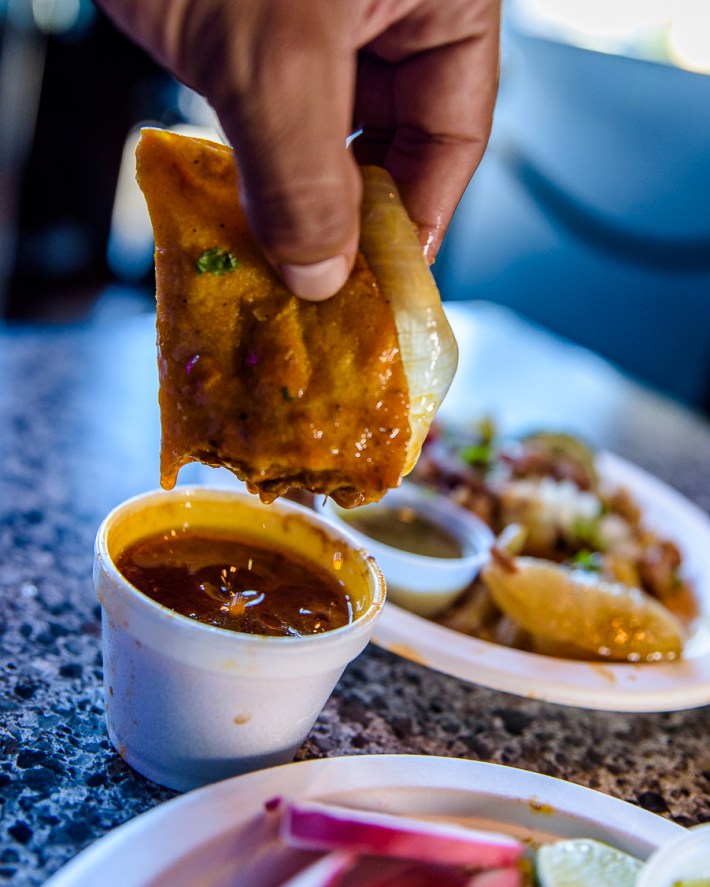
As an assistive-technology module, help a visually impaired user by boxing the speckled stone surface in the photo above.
[1,303,709,886]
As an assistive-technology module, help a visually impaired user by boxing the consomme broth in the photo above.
[116,528,353,637]
[342,505,464,559]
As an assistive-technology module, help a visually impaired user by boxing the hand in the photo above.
[97,0,500,299]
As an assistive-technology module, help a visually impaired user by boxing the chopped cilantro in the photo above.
[281,387,293,402]
[196,248,240,275]
[570,550,603,572]
[461,442,492,468]
[571,515,604,550]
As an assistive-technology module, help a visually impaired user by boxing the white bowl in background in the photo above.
[316,482,493,618]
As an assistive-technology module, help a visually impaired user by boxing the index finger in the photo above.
[354,11,500,259]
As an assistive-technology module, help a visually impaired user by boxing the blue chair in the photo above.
[434,25,710,411]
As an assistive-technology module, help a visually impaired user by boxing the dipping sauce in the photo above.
[116,529,353,637]
[342,505,464,559]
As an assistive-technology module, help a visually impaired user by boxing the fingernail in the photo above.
[281,256,350,301]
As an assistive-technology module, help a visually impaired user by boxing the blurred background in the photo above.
[436,0,710,415]
[1,0,709,412]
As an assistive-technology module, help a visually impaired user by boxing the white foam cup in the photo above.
[94,487,385,792]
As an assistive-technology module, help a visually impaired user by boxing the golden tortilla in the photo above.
[135,128,411,507]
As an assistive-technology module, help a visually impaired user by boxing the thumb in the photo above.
[204,6,362,300]
[231,129,361,302]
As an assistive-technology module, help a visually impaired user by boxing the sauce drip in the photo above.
[342,506,464,559]
[116,529,353,637]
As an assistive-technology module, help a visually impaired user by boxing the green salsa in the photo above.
[342,505,464,559]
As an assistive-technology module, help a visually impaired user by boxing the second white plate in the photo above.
[45,755,683,887]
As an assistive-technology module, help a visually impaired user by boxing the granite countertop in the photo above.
[1,303,709,885]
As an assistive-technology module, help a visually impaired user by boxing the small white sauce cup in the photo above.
[94,487,385,792]
[316,483,493,618]
[637,823,710,887]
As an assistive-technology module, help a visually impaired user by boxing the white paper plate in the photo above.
[45,755,683,887]
[373,452,710,712]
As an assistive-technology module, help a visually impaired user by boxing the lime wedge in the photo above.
[536,839,642,887]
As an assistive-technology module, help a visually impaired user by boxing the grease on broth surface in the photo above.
[116,529,353,637]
